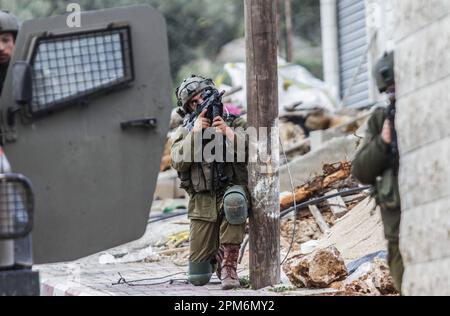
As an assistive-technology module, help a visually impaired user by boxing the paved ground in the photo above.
[36,261,340,296]
[36,258,336,296]
[34,203,337,296]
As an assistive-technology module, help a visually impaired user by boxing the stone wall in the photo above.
[392,0,450,296]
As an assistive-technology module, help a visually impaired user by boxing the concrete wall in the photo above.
[392,0,450,296]
[320,0,340,100]
[365,0,395,103]
[362,0,450,295]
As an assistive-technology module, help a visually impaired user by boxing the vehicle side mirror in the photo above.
[12,61,32,105]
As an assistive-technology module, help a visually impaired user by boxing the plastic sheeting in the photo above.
[220,58,339,117]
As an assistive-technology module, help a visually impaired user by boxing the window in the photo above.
[29,26,134,115]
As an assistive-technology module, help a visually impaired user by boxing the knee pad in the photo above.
[223,185,248,225]
[188,261,213,286]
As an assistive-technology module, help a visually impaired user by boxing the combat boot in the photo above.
[220,244,240,290]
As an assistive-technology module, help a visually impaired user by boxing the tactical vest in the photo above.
[178,115,248,195]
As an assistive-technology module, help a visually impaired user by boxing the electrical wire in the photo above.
[280,185,372,219]
[147,211,188,224]
[112,271,188,287]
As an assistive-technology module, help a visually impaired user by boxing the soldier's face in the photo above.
[0,33,15,65]
[188,92,204,112]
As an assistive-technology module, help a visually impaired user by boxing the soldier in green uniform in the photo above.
[352,52,404,293]
[170,75,249,290]
[0,10,20,94]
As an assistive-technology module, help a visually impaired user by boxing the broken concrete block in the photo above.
[283,246,348,288]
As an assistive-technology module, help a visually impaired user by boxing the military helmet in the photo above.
[175,75,216,111]
[0,10,20,37]
[373,51,395,93]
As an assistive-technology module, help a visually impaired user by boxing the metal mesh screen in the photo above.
[30,26,134,114]
[0,174,34,240]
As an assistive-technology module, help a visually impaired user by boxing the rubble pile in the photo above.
[280,161,353,210]
[280,212,334,246]
[316,197,386,262]
[279,161,367,246]
[333,259,398,296]
[281,196,391,295]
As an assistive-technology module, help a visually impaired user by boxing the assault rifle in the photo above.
[184,88,228,194]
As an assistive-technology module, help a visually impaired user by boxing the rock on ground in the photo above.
[283,246,348,288]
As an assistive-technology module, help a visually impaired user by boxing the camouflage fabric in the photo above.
[189,215,246,263]
[0,11,20,35]
[352,107,404,292]
[388,240,404,293]
[171,115,249,223]
[352,107,401,241]
[171,114,248,264]
[175,75,216,112]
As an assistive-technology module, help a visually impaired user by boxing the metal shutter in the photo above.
[337,0,370,108]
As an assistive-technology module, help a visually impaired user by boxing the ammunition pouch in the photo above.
[188,261,213,286]
[189,162,232,194]
[178,171,194,195]
[223,185,248,225]
[191,163,212,193]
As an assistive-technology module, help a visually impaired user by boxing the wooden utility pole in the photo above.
[245,0,280,290]
[285,0,294,62]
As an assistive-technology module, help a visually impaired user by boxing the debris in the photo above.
[304,110,332,131]
[166,231,189,249]
[346,251,387,275]
[316,197,386,262]
[283,246,348,288]
[98,246,157,265]
[279,135,360,192]
[342,259,398,296]
[280,120,306,149]
[372,259,398,295]
[280,161,352,210]
[269,285,297,293]
[299,240,319,255]
[157,246,189,257]
[326,189,348,218]
[307,205,330,233]
[281,217,322,246]
[222,59,338,114]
